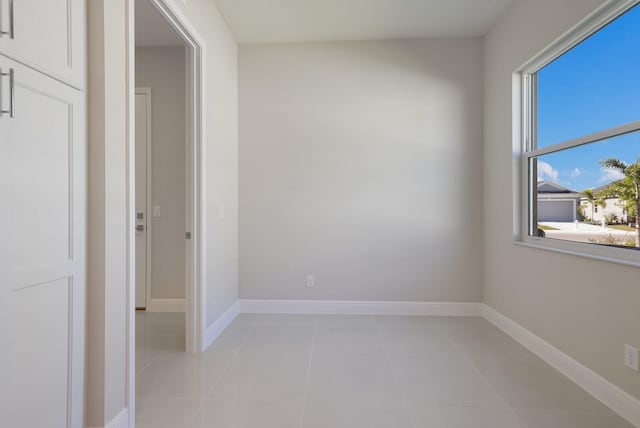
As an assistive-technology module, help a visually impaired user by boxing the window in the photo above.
[519,1,640,264]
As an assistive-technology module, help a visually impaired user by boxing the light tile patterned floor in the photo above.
[135,312,633,428]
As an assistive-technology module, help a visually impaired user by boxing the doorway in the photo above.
[132,0,205,373]
[131,0,205,423]
[135,87,152,310]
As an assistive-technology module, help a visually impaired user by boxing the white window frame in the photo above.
[515,0,640,267]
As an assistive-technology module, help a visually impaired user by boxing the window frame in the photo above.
[515,0,640,267]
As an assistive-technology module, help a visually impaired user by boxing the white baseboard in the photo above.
[238,299,482,316]
[146,298,186,313]
[203,300,240,351]
[88,408,129,428]
[481,304,640,427]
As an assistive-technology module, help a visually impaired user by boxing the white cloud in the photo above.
[598,167,625,184]
[570,168,581,178]
[537,161,559,182]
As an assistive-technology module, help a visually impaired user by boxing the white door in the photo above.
[0,56,85,428]
[135,90,151,309]
[0,0,85,87]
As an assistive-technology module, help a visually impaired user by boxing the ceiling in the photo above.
[135,0,185,47]
[214,0,513,44]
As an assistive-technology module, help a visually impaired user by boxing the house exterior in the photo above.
[537,181,582,222]
[579,184,628,224]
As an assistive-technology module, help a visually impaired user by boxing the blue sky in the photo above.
[536,3,640,191]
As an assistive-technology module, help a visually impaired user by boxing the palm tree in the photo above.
[599,158,640,247]
[581,189,606,223]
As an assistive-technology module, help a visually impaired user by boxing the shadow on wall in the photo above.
[239,38,484,302]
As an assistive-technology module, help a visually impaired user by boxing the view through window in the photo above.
[526,3,640,251]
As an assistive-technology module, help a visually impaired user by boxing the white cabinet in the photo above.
[0,11,86,428]
[0,0,85,88]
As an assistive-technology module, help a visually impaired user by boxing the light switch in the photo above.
[152,206,161,218]
[219,204,225,219]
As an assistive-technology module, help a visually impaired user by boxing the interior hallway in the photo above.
[135,312,631,428]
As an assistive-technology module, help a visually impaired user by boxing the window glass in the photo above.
[531,130,640,249]
[536,4,640,149]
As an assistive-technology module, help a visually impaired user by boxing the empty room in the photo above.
[1,0,640,427]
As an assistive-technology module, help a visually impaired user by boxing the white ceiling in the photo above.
[214,0,513,44]
[135,0,185,47]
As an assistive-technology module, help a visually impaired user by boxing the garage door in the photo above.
[538,200,574,222]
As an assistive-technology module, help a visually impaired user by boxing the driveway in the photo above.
[540,222,635,245]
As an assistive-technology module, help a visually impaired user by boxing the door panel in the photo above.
[9,77,71,268]
[135,91,150,309]
[0,56,85,428]
[538,200,574,222]
[11,278,70,428]
[0,0,85,88]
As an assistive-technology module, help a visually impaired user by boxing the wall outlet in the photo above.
[306,275,315,288]
[625,344,638,371]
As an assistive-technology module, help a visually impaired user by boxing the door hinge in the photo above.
[185,232,191,240]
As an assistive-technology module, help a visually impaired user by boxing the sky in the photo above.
[536,3,640,191]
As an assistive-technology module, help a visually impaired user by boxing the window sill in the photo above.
[513,239,640,269]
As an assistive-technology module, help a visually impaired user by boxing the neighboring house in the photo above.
[537,181,582,222]
[579,183,627,223]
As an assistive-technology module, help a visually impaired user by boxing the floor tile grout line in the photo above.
[135,349,161,378]
[188,322,257,427]
[298,319,318,428]
[442,330,503,403]
[375,319,415,428]
[441,326,531,428]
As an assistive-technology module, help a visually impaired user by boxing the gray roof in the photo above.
[537,181,575,194]
[582,182,622,199]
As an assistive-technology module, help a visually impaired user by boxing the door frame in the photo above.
[134,87,153,310]
[127,0,206,425]
[137,0,206,353]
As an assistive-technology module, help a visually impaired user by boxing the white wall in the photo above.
[136,46,187,301]
[183,0,240,327]
[581,198,627,224]
[87,0,238,425]
[239,39,484,302]
[484,0,640,401]
[87,0,129,425]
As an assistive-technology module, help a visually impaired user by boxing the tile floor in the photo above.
[135,312,633,428]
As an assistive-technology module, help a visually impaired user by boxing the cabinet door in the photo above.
[0,0,85,88]
[0,55,86,428]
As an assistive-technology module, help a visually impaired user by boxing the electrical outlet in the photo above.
[306,275,315,288]
[625,345,638,371]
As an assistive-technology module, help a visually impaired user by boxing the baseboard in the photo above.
[145,298,186,313]
[238,299,482,316]
[203,300,240,351]
[88,408,129,428]
[481,304,640,427]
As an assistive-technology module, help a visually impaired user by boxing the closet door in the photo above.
[0,56,86,428]
[0,0,85,88]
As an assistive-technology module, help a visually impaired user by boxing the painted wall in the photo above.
[135,46,187,302]
[87,0,129,425]
[484,0,640,401]
[239,39,484,302]
[185,0,240,327]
